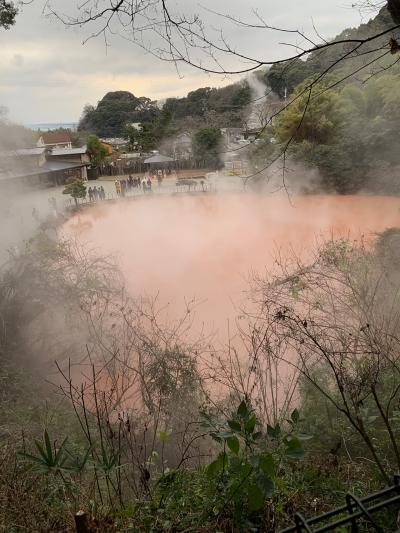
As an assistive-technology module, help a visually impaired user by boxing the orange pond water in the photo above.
[63,194,400,337]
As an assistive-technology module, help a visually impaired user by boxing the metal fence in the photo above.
[64,180,215,208]
[280,476,400,533]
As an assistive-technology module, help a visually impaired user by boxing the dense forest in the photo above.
[252,6,400,193]
[78,81,251,138]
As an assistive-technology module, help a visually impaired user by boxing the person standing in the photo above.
[147,176,152,192]
[115,179,121,196]
[88,186,93,202]
[141,177,147,193]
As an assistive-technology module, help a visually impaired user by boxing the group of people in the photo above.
[114,177,139,196]
[88,185,106,202]
[114,173,161,196]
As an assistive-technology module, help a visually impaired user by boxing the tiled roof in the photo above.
[41,131,71,145]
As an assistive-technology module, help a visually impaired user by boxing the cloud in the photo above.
[0,0,364,123]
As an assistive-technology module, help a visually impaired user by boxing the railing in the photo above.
[279,476,400,533]
[64,181,215,208]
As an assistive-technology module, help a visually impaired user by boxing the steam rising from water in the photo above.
[64,193,400,336]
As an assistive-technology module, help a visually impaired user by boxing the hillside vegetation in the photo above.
[252,6,400,193]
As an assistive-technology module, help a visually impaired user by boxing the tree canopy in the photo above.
[163,82,251,125]
[87,134,108,165]
[256,64,400,193]
[78,91,159,137]
[192,126,222,168]
[62,177,86,206]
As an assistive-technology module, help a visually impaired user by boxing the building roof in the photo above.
[41,161,87,172]
[144,154,175,164]
[50,145,87,156]
[0,160,87,181]
[0,147,46,157]
[40,131,71,145]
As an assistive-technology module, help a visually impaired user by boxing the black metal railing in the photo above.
[279,476,400,532]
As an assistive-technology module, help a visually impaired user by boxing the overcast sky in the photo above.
[0,0,367,124]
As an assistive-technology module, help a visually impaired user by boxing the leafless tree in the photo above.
[246,235,400,481]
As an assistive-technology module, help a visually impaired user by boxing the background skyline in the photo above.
[1,0,364,124]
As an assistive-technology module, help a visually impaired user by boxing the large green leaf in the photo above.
[284,435,304,459]
[44,431,53,464]
[258,452,275,477]
[228,419,241,432]
[207,452,227,478]
[291,409,300,424]
[248,484,264,511]
[226,436,240,454]
[257,474,275,498]
[245,414,257,434]
[237,400,249,418]
[267,424,281,439]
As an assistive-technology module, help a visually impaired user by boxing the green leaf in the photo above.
[218,431,234,439]
[257,474,275,497]
[258,452,275,477]
[54,437,68,466]
[248,484,264,511]
[240,462,253,478]
[228,419,241,432]
[294,433,313,441]
[267,424,281,439]
[207,452,227,478]
[245,414,257,434]
[44,431,53,464]
[284,435,304,459]
[18,452,49,467]
[237,400,249,418]
[227,436,240,454]
[291,409,300,424]
[210,432,222,443]
[34,441,50,464]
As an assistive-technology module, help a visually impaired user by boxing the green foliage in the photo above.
[79,91,159,136]
[265,60,314,99]
[86,133,108,165]
[164,81,251,121]
[123,124,140,151]
[266,64,400,193]
[62,177,86,206]
[18,430,92,476]
[262,6,400,194]
[123,108,173,152]
[275,76,342,145]
[198,400,308,527]
[192,126,222,167]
